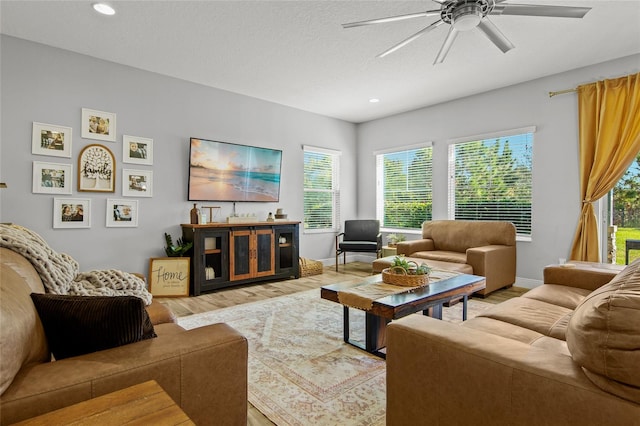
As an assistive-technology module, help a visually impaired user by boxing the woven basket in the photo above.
[299,257,323,277]
[382,266,429,287]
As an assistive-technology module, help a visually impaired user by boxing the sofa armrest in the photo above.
[146,300,177,325]
[466,245,516,294]
[386,315,640,426]
[543,262,622,291]
[1,323,248,426]
[396,239,434,256]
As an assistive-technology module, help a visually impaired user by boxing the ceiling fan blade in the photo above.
[434,27,459,64]
[476,18,515,53]
[378,20,444,58]
[490,4,590,19]
[342,9,441,28]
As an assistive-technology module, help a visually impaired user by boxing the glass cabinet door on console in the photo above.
[230,228,275,281]
[275,225,299,278]
[183,228,229,296]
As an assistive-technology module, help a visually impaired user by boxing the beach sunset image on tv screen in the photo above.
[189,138,282,202]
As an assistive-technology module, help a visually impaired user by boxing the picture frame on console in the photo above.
[78,144,115,192]
[81,108,116,142]
[32,161,72,195]
[106,198,138,227]
[122,135,153,165]
[31,122,72,158]
[53,198,91,229]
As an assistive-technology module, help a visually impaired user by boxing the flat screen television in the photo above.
[188,137,282,202]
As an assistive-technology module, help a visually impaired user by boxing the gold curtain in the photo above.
[570,72,640,261]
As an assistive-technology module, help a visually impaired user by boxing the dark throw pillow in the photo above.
[30,293,157,360]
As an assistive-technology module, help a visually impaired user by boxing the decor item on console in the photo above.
[190,203,200,224]
[275,208,287,219]
[0,224,151,304]
[386,260,640,424]
[394,220,516,296]
[188,137,282,202]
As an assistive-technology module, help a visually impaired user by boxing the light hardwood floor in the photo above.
[156,262,528,426]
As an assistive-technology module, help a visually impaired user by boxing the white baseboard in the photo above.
[515,277,541,289]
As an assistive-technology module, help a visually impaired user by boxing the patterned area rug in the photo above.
[178,288,494,425]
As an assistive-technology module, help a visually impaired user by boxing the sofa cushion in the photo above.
[422,220,516,253]
[411,250,467,264]
[30,294,157,360]
[566,258,640,403]
[523,284,592,310]
[476,297,573,339]
[0,251,50,395]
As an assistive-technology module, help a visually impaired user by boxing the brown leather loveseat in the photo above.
[395,220,516,296]
[386,260,640,425]
[0,247,248,425]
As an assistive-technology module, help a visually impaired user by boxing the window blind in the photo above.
[448,132,533,236]
[303,148,340,232]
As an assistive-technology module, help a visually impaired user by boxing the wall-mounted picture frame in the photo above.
[148,257,190,297]
[53,198,91,229]
[32,122,72,158]
[78,144,115,192]
[81,108,116,142]
[123,135,153,165]
[106,198,139,227]
[32,161,72,194]
[122,169,153,197]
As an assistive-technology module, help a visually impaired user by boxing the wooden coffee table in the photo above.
[321,273,486,357]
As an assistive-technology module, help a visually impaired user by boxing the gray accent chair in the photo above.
[335,220,382,271]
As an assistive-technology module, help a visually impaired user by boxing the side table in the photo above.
[12,380,194,425]
[381,245,397,258]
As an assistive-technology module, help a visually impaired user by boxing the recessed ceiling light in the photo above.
[93,3,115,16]
[369,98,380,103]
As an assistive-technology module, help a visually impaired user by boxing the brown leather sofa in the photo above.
[386,260,640,425]
[0,248,248,425]
[395,220,516,295]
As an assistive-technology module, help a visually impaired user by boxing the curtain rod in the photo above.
[548,87,577,98]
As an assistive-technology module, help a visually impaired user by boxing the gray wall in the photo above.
[2,34,638,282]
[357,53,640,281]
[0,35,357,274]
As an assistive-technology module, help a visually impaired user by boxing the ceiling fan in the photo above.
[342,0,591,64]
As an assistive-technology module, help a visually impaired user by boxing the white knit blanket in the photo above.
[0,224,152,305]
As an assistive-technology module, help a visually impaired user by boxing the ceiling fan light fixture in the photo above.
[452,5,482,31]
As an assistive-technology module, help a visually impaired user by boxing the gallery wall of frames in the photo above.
[32,108,154,229]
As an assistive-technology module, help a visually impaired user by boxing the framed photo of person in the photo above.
[32,161,72,194]
[81,108,116,142]
[53,198,91,229]
[123,135,153,165]
[78,144,115,192]
[122,169,153,197]
[31,122,72,158]
[106,198,139,227]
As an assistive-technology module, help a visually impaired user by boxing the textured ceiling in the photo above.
[1,0,639,123]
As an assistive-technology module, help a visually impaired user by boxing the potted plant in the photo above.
[164,233,192,257]
[387,233,406,247]
[389,255,431,276]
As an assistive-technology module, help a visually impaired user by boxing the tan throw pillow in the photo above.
[566,258,640,404]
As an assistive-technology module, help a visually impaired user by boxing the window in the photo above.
[376,144,433,230]
[448,128,534,237]
[303,146,340,232]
